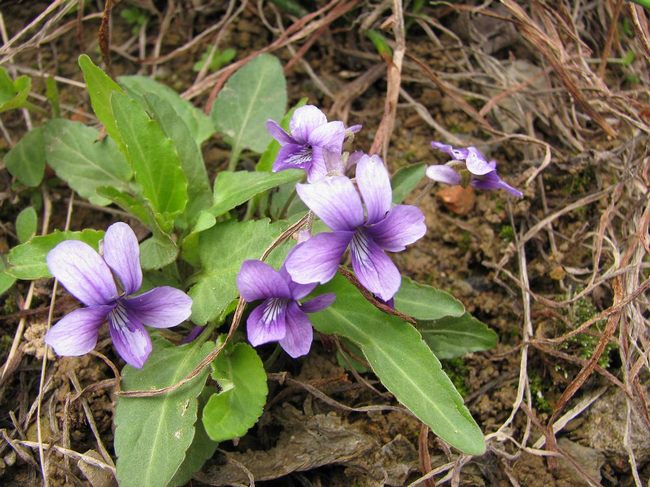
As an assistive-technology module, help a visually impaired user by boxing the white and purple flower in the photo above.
[266,105,359,182]
[285,154,427,301]
[44,223,192,368]
[237,259,335,358]
[427,141,523,197]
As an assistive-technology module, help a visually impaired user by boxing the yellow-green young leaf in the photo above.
[5,126,46,187]
[391,164,426,204]
[203,342,268,442]
[114,338,213,487]
[309,275,486,455]
[119,75,215,145]
[419,313,498,360]
[44,119,132,205]
[210,170,303,218]
[111,92,188,219]
[189,219,291,324]
[394,277,464,321]
[15,207,38,243]
[0,68,33,113]
[96,187,157,230]
[139,234,178,271]
[78,55,125,148]
[211,54,287,156]
[7,229,104,280]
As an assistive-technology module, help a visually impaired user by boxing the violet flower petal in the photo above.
[425,165,462,185]
[472,171,523,197]
[289,105,327,142]
[45,304,113,356]
[108,305,152,368]
[465,147,494,175]
[308,121,346,153]
[47,240,118,307]
[285,231,353,284]
[124,286,192,328]
[300,293,336,313]
[102,222,142,295]
[347,124,362,134]
[237,260,292,302]
[273,143,313,172]
[246,299,288,347]
[431,141,470,160]
[306,145,327,182]
[349,232,401,301]
[279,264,317,300]
[356,154,392,224]
[365,205,427,252]
[279,302,313,358]
[296,177,364,231]
[266,119,295,145]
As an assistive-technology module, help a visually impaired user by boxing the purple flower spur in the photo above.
[266,105,359,182]
[427,141,523,197]
[285,154,427,301]
[237,259,335,358]
[44,223,192,368]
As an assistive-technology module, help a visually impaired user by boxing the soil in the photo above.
[1,1,649,486]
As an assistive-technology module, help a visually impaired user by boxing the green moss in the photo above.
[529,372,552,414]
[499,225,515,242]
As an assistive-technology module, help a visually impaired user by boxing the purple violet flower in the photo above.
[285,154,427,301]
[237,259,335,358]
[427,142,523,197]
[44,223,192,368]
[266,105,359,182]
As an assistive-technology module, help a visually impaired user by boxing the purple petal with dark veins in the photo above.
[349,231,401,301]
[425,165,462,185]
[273,143,313,172]
[266,119,295,145]
[290,105,327,142]
[124,286,192,328]
[300,293,335,313]
[279,302,313,358]
[47,240,118,307]
[356,154,392,224]
[237,260,291,302]
[246,298,288,347]
[108,303,152,368]
[285,231,353,284]
[45,304,113,356]
[102,222,142,295]
[365,205,426,252]
[296,177,364,231]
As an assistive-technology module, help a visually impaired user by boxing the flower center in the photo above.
[262,298,288,324]
[285,145,313,167]
[110,301,131,330]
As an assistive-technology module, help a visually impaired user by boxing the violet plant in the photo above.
[1,53,522,486]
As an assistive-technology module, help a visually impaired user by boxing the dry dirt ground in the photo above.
[0,1,649,486]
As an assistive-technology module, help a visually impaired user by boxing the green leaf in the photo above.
[114,338,213,487]
[210,170,303,218]
[256,97,308,172]
[4,126,46,187]
[142,93,212,225]
[15,207,38,243]
[309,275,485,455]
[391,164,426,204]
[139,234,178,270]
[44,119,132,205]
[78,55,125,148]
[0,68,33,113]
[7,229,104,280]
[96,186,157,230]
[203,342,268,442]
[211,54,287,157]
[119,75,215,144]
[45,76,60,118]
[394,277,465,321]
[169,391,218,487]
[419,313,498,360]
[0,258,16,295]
[112,92,188,219]
[189,219,289,324]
